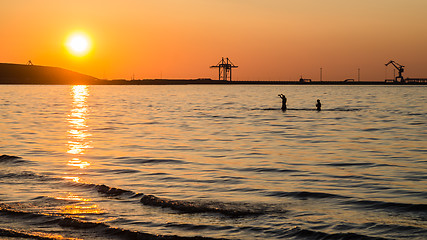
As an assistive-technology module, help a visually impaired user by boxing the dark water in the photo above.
[0,85,426,240]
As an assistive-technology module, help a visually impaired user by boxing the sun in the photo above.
[66,33,91,57]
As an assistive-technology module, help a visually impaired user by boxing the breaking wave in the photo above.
[0,154,29,164]
[140,194,265,217]
[0,204,223,240]
[0,227,64,240]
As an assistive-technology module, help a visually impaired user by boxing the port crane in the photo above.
[385,60,405,82]
[210,57,238,81]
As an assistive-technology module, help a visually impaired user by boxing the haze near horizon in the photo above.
[1,0,426,81]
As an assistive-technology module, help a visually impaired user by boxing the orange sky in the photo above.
[1,0,426,81]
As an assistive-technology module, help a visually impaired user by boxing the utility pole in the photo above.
[358,68,360,81]
[320,67,323,82]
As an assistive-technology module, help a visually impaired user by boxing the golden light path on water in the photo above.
[60,85,101,217]
[67,85,91,171]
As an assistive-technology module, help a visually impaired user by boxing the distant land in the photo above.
[1,63,426,85]
[0,63,100,85]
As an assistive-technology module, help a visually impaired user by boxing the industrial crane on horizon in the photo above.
[385,60,405,82]
[210,57,238,81]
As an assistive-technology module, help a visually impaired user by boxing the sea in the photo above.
[0,84,426,240]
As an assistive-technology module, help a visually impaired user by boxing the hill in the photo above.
[0,63,100,84]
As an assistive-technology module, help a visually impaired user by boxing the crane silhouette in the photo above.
[210,57,238,81]
[385,60,405,82]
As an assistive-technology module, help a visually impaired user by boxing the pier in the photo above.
[405,78,427,83]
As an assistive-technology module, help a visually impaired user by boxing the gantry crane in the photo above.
[210,57,238,81]
[385,60,405,82]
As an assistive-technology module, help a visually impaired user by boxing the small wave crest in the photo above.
[282,227,389,240]
[1,168,140,198]
[1,203,45,219]
[237,167,298,173]
[345,199,427,214]
[64,177,267,217]
[324,162,377,167]
[1,203,223,240]
[52,217,223,239]
[140,194,264,217]
[0,171,58,181]
[69,182,141,197]
[267,190,349,200]
[115,156,188,165]
[0,227,66,240]
[0,154,28,164]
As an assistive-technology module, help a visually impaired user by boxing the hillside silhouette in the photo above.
[0,63,100,84]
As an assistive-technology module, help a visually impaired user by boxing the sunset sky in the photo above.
[1,0,426,81]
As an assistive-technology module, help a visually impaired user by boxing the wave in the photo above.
[68,182,141,197]
[2,202,394,240]
[0,168,137,198]
[1,167,423,239]
[267,190,349,200]
[237,167,299,173]
[323,162,377,167]
[0,203,45,218]
[281,227,390,240]
[115,156,189,165]
[344,199,427,214]
[32,195,81,203]
[72,182,272,217]
[0,168,261,217]
[140,194,264,217]
[0,204,224,240]
[0,154,28,164]
[0,227,65,240]
[4,164,425,221]
[64,176,265,217]
[268,190,427,217]
[81,182,427,218]
[0,168,141,200]
[0,171,58,181]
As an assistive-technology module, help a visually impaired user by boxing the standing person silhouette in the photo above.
[316,99,321,111]
[278,94,287,111]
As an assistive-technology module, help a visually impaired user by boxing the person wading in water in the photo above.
[316,99,321,111]
[278,94,287,111]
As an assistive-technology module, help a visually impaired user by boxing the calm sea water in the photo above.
[0,84,426,240]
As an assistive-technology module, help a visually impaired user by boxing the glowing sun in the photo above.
[66,33,91,57]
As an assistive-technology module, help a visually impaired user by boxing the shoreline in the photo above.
[1,63,426,85]
[1,79,426,85]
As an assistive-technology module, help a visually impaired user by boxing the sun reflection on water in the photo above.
[55,193,91,202]
[61,204,102,215]
[67,85,91,169]
[54,193,103,216]
[62,176,82,183]
[61,86,100,218]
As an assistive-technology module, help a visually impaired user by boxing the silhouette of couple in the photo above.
[278,94,321,111]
